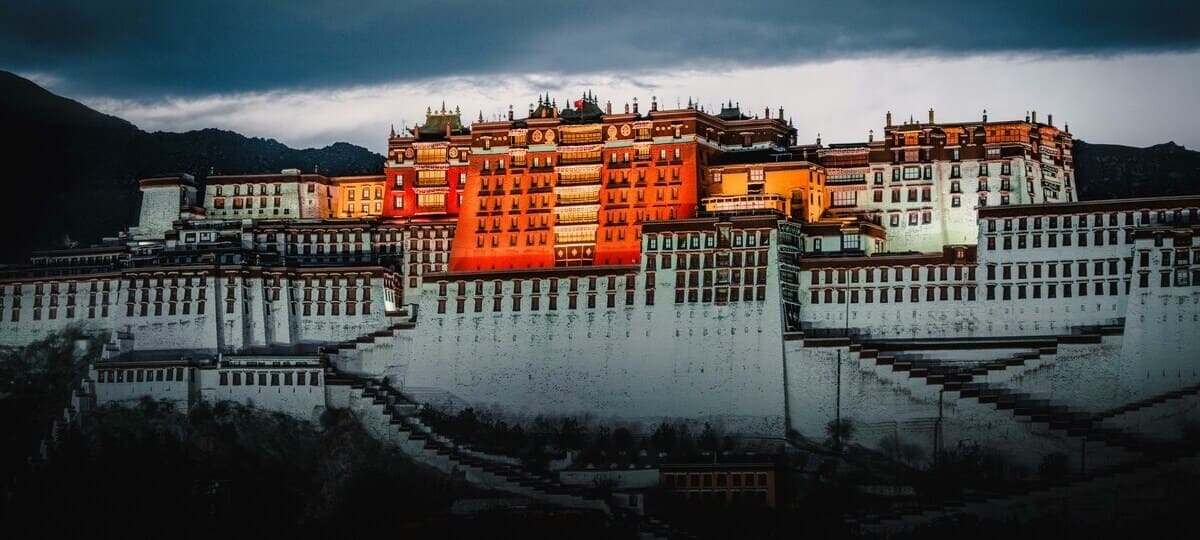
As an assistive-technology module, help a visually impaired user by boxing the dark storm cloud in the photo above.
[2,0,1198,97]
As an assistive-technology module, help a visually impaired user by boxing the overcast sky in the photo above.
[4,1,1199,153]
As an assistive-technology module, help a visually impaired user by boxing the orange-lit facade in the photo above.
[383,105,471,221]
[331,175,387,218]
[448,95,795,271]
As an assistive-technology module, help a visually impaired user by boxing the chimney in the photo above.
[606,101,612,114]
[765,106,770,119]
[1048,113,1053,127]
[507,105,513,121]
[528,103,534,117]
[651,96,658,112]
[816,132,822,146]
[624,102,630,114]
[983,109,988,122]
[869,129,874,143]
[928,108,935,124]
[1025,111,1030,122]
[633,97,639,115]
[1031,110,1037,124]
[778,106,784,120]
[886,111,892,127]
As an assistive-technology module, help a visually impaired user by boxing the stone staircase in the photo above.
[324,304,416,377]
[1091,382,1200,424]
[325,363,611,512]
[852,442,1200,533]
[843,327,1200,533]
[853,340,1058,400]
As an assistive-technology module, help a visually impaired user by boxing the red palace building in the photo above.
[447,92,796,271]
[383,104,471,221]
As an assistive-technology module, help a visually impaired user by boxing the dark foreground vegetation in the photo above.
[1,400,619,539]
[0,329,94,484]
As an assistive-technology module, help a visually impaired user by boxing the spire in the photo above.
[440,101,446,113]
[389,124,396,138]
[478,110,484,123]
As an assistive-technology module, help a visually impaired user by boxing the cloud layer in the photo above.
[3,1,1199,97]
[82,52,1200,154]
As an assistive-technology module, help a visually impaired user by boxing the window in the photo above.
[903,167,920,180]
[750,169,765,182]
[831,191,857,207]
[951,165,961,179]
[951,196,961,208]
[874,171,883,185]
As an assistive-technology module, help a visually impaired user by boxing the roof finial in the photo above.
[390,124,396,138]
[477,110,484,123]
[441,101,446,113]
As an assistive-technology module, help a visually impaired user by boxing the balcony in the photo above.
[558,151,603,166]
[700,194,786,216]
[556,192,601,205]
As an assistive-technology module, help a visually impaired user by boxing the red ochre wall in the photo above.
[449,140,700,271]
[382,165,468,219]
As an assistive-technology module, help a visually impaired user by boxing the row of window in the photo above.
[433,284,768,314]
[985,230,1133,250]
[5,305,111,322]
[4,280,119,296]
[97,367,188,383]
[646,250,770,271]
[345,186,384,201]
[986,260,1131,281]
[645,230,770,250]
[663,472,770,489]
[810,265,977,285]
[986,208,1200,233]
[213,183,284,197]
[439,275,638,297]
[218,370,322,386]
[807,279,1140,305]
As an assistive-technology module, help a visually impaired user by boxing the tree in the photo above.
[698,423,719,453]
[824,418,856,450]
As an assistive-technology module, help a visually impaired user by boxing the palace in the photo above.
[2,94,1198,486]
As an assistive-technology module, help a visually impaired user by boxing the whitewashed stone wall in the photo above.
[197,366,327,422]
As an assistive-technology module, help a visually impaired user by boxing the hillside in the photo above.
[0,70,384,262]
[1074,140,1200,200]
